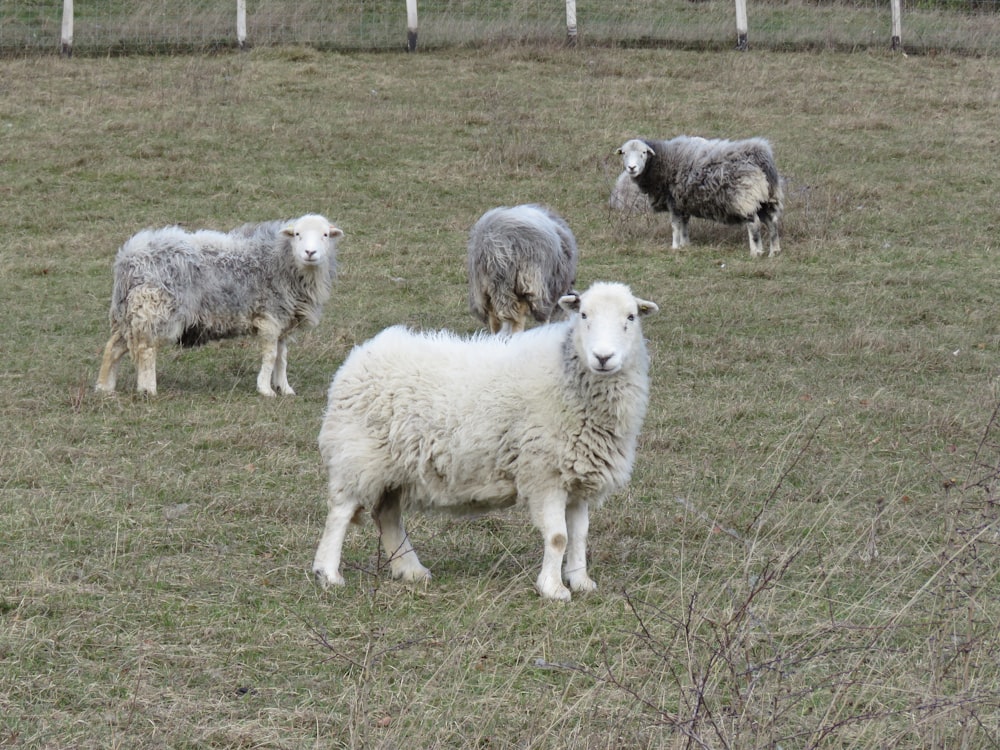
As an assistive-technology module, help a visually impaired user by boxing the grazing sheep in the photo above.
[618,136,783,257]
[312,281,658,601]
[609,170,651,214]
[95,214,342,397]
[467,204,578,335]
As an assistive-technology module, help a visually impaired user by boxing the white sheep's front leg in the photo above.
[532,492,572,601]
[271,337,295,395]
[669,210,690,250]
[374,490,431,583]
[255,319,281,397]
[564,499,597,593]
[313,498,363,588]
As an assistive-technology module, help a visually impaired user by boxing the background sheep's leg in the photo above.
[95,330,128,393]
[133,339,158,395]
[669,211,690,249]
[271,337,294,395]
[564,499,597,593]
[487,309,503,334]
[747,217,766,257]
[312,498,363,588]
[374,490,431,583]
[531,492,572,601]
[254,318,282,397]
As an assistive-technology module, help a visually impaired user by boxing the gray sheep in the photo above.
[618,136,783,257]
[95,214,342,397]
[467,204,578,335]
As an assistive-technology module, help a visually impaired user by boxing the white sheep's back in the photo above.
[320,323,578,514]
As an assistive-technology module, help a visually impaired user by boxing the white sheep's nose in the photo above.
[593,352,616,370]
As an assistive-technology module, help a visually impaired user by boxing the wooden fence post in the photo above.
[566,0,578,46]
[734,0,748,49]
[406,0,418,51]
[60,0,73,56]
[237,0,247,49]
[890,0,903,50]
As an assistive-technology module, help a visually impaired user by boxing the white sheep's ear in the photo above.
[281,224,296,236]
[616,147,624,155]
[559,292,582,314]
[635,298,659,317]
[328,226,344,238]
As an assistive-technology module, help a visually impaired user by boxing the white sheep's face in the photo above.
[283,214,343,267]
[560,282,658,375]
[618,139,654,178]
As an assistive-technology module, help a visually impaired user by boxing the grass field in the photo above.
[1,45,999,748]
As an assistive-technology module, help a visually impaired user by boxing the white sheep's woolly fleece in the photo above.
[312,281,659,601]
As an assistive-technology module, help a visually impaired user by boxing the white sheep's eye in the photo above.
[580,312,587,320]
[627,314,635,322]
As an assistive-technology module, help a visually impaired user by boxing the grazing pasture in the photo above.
[1,46,998,747]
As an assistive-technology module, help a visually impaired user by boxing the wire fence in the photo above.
[1,0,998,56]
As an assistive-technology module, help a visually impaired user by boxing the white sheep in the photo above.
[95,214,343,397]
[312,281,658,601]
[467,204,578,335]
[618,136,784,257]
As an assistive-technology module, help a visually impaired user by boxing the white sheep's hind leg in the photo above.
[254,319,281,397]
[375,490,431,583]
[747,218,765,258]
[133,339,158,395]
[96,330,128,394]
[564,499,597,593]
[532,492,572,601]
[669,211,689,250]
[313,498,363,588]
[271,338,295,395]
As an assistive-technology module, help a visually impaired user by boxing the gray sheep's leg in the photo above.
[313,498,363,588]
[767,220,782,257]
[133,340,158,395]
[254,319,281,397]
[375,491,431,583]
[747,218,766,258]
[669,211,689,250]
[95,330,128,393]
[271,338,295,395]
[532,492,572,601]
[564,499,597,593]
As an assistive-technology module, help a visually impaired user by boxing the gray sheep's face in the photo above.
[618,139,654,177]
[560,282,658,375]
[282,214,343,267]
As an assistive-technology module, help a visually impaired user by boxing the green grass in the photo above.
[1,46,999,748]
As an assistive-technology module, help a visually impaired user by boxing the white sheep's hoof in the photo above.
[567,573,598,593]
[314,568,346,589]
[537,574,572,602]
[393,564,432,584]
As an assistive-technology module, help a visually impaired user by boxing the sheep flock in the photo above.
[95,128,785,599]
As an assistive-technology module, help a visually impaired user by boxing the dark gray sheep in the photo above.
[95,214,342,397]
[467,204,578,335]
[618,136,783,257]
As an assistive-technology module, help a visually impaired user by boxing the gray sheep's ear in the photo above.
[636,298,659,317]
[559,293,582,314]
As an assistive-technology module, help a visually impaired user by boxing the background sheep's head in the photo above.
[559,282,657,375]
[282,214,343,267]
